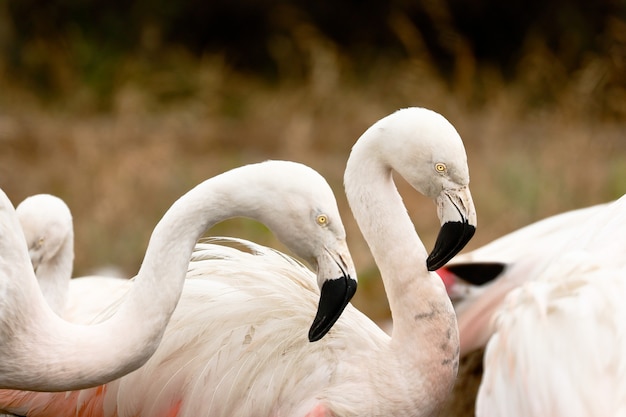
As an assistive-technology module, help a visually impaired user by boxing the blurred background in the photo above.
[1,0,625,329]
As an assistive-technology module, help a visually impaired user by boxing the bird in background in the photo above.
[436,200,611,356]
[0,107,476,417]
[16,194,76,316]
[475,194,626,416]
[16,194,130,321]
[0,160,356,393]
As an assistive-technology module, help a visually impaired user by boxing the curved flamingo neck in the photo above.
[0,166,300,392]
[344,135,459,409]
[35,235,73,315]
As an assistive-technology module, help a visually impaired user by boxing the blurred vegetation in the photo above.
[2,0,626,113]
[0,0,625,329]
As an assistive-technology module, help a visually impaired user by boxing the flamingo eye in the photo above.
[316,214,328,226]
[435,163,447,173]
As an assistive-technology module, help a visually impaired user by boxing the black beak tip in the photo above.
[444,262,507,286]
[308,276,357,342]
[427,222,476,271]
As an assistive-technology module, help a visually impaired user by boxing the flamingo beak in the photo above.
[308,252,357,342]
[427,186,477,271]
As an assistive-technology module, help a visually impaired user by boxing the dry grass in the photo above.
[0,17,625,416]
[2,43,625,320]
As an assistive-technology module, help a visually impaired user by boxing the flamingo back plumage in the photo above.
[477,265,626,417]
[0,238,385,417]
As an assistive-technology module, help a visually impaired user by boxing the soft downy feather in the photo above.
[475,195,626,416]
[478,263,626,417]
[0,237,384,417]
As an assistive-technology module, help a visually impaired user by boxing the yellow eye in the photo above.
[316,214,328,226]
[435,163,447,173]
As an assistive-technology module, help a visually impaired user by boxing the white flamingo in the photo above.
[0,107,477,417]
[476,265,626,417]
[0,160,356,392]
[437,200,612,356]
[16,194,75,315]
[475,194,626,416]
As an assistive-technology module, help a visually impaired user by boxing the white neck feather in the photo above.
[33,235,73,315]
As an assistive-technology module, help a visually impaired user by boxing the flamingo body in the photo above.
[0,240,370,416]
[441,200,615,355]
[477,263,626,417]
[0,160,356,392]
[450,195,626,416]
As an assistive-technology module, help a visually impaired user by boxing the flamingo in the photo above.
[434,196,626,417]
[437,200,613,356]
[15,194,75,315]
[475,195,626,416]
[0,160,356,392]
[476,264,626,417]
[0,106,477,417]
